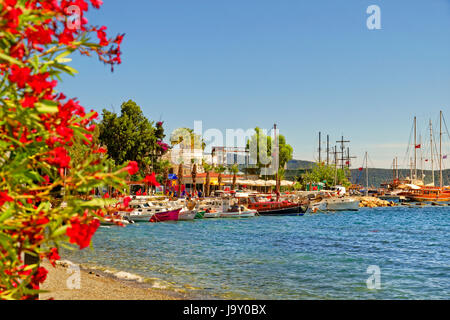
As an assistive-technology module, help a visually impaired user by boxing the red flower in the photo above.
[47,248,60,267]
[66,216,100,249]
[123,196,131,207]
[0,191,14,207]
[90,0,103,9]
[45,147,71,168]
[32,267,48,284]
[96,26,109,46]
[9,65,31,88]
[126,161,139,175]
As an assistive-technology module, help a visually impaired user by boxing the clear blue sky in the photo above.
[58,0,450,168]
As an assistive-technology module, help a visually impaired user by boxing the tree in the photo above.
[0,0,131,300]
[302,163,351,189]
[245,127,293,176]
[202,159,213,197]
[98,100,169,174]
[230,164,239,190]
[214,165,226,191]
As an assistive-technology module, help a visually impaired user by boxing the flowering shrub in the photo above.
[0,0,133,299]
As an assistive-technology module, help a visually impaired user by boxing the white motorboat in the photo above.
[219,205,257,218]
[307,200,327,213]
[325,197,360,211]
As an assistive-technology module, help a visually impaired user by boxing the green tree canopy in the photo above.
[245,127,293,176]
[302,163,351,188]
[98,100,168,172]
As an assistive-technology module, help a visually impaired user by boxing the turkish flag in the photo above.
[358,167,363,171]
[415,144,421,149]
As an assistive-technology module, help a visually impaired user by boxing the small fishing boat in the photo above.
[178,210,196,221]
[150,208,182,222]
[203,209,221,218]
[100,217,133,226]
[219,205,257,218]
[325,197,360,211]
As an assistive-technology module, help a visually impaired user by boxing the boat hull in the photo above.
[178,211,196,221]
[150,208,181,222]
[326,199,360,211]
[203,212,221,218]
[256,205,305,216]
[219,210,256,218]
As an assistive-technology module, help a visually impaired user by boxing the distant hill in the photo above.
[286,159,315,170]
[285,159,450,187]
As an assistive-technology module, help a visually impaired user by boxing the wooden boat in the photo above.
[150,208,182,222]
[404,186,450,202]
[247,196,305,216]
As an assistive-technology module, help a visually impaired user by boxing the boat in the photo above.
[178,210,196,221]
[150,208,182,222]
[398,111,449,202]
[203,209,221,218]
[100,217,133,225]
[219,204,257,218]
[325,197,360,211]
[403,186,450,202]
[247,196,306,216]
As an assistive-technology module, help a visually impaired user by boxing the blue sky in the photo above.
[58,0,450,168]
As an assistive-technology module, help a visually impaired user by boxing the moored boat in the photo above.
[150,208,182,222]
[247,196,305,216]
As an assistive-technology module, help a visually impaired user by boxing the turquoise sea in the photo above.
[64,206,449,299]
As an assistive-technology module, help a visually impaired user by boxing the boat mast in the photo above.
[420,134,424,181]
[274,123,279,200]
[326,135,330,166]
[440,110,443,188]
[414,116,417,181]
[365,152,369,196]
[430,119,435,186]
[318,131,321,164]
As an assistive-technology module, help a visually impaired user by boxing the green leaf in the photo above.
[0,52,24,66]
[35,100,59,113]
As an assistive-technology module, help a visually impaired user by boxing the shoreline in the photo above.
[40,260,189,300]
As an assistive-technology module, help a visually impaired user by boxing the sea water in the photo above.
[64,206,449,299]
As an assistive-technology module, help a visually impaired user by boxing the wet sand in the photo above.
[39,260,180,300]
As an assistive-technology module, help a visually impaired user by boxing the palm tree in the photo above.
[191,159,197,196]
[214,165,226,191]
[230,164,239,190]
[202,159,213,197]
[157,159,171,194]
[177,162,183,197]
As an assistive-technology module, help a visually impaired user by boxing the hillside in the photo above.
[285,160,450,187]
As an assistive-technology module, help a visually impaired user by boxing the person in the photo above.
[198,190,202,198]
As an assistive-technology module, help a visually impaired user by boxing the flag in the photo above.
[345,160,350,165]
[358,167,363,171]
[415,144,421,149]
[425,159,429,162]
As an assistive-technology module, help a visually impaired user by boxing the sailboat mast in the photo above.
[430,119,435,186]
[440,110,443,188]
[365,152,369,196]
[420,135,424,181]
[318,131,321,164]
[414,116,417,181]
